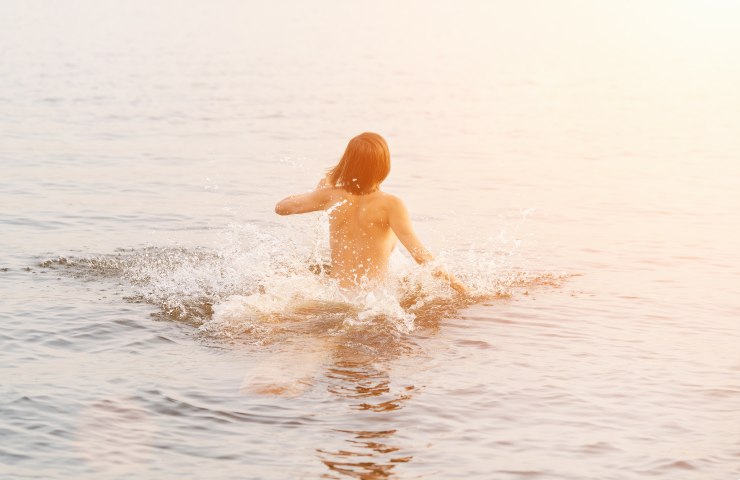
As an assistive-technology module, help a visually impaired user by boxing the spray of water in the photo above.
[38,212,568,342]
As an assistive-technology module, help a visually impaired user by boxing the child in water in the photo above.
[275,132,468,295]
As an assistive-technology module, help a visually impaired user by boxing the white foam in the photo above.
[47,211,567,339]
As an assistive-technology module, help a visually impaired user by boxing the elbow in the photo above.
[274,202,290,216]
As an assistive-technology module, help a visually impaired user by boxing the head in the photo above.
[327,132,390,194]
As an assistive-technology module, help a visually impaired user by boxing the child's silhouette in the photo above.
[276,132,467,294]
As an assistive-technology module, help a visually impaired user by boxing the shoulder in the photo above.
[378,191,404,208]
[375,192,408,216]
[320,186,349,204]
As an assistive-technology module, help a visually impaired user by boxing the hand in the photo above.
[432,266,469,296]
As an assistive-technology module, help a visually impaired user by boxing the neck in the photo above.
[345,185,379,195]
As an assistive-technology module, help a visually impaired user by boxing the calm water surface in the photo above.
[1,1,739,479]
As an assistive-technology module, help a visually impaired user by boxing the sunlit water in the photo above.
[1,1,739,479]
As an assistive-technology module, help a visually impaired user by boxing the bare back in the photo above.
[325,190,398,287]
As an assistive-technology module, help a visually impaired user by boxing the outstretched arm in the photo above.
[387,196,468,295]
[275,186,336,216]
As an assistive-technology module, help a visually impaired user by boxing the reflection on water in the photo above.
[320,429,409,480]
[319,350,416,479]
[237,306,424,478]
[228,304,425,478]
[320,366,412,478]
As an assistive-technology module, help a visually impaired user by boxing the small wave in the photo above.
[38,221,569,341]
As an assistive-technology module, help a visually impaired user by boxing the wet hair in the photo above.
[327,132,390,194]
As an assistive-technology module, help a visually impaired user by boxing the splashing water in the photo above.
[38,214,568,342]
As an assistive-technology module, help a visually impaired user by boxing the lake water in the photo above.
[1,1,739,479]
